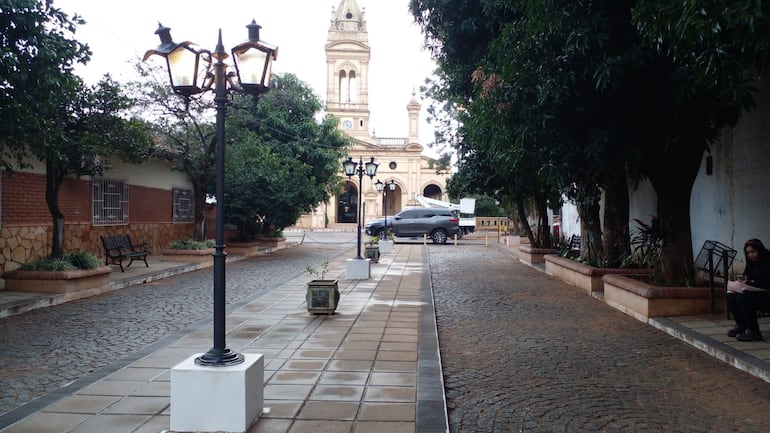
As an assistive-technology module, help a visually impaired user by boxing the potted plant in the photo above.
[364,236,381,263]
[305,261,340,314]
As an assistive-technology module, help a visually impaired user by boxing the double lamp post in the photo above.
[374,178,396,238]
[144,21,277,367]
[343,156,378,259]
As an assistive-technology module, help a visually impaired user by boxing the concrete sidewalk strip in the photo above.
[1,245,444,433]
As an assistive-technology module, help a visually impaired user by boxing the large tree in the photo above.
[412,0,759,283]
[626,0,770,283]
[633,0,769,108]
[0,0,150,258]
[224,73,350,237]
[129,61,217,241]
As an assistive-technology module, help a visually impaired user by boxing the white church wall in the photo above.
[560,198,580,240]
[690,79,770,271]
[560,79,769,272]
[628,179,657,236]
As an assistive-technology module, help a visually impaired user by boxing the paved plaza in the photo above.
[0,232,769,432]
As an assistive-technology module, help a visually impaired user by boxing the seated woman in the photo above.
[726,239,770,341]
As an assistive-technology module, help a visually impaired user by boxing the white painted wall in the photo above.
[691,79,770,272]
[101,157,191,189]
[8,156,190,191]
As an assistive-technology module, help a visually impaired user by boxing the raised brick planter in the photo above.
[162,248,215,264]
[602,274,725,323]
[2,266,112,301]
[257,237,286,250]
[517,246,556,265]
[545,255,653,294]
[227,241,261,257]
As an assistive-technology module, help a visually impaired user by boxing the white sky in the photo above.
[54,0,439,152]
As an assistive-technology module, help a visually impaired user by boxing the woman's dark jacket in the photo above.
[746,254,770,290]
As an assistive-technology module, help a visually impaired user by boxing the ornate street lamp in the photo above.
[374,179,396,239]
[144,21,277,368]
[343,156,378,259]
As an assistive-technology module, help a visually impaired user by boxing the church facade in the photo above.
[296,0,450,230]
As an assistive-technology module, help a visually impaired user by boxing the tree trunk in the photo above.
[515,196,535,246]
[603,172,630,267]
[534,193,551,248]
[192,181,208,241]
[45,160,66,259]
[577,197,602,263]
[647,148,702,285]
[652,177,697,285]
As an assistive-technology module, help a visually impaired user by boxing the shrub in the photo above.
[169,239,215,250]
[18,252,100,271]
[306,261,331,280]
[64,251,101,269]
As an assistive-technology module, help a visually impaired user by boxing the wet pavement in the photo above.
[431,243,770,433]
[0,239,352,421]
[0,231,769,432]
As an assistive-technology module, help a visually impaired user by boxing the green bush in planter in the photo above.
[169,239,215,250]
[18,251,100,271]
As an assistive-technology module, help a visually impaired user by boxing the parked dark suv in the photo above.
[384,208,461,244]
[364,218,392,238]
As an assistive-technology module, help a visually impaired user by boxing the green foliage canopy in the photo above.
[0,0,150,258]
[224,73,350,238]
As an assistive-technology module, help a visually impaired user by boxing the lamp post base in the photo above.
[171,353,264,433]
[346,258,371,279]
[379,239,394,253]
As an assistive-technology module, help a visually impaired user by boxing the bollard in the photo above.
[423,234,427,245]
[454,233,458,246]
[485,233,488,247]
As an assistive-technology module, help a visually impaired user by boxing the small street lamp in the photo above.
[374,179,396,239]
[343,156,378,259]
[144,21,277,368]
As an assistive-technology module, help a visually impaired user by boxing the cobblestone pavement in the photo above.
[0,242,349,416]
[428,244,770,433]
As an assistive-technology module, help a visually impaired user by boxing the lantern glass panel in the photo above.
[167,46,200,88]
[365,160,378,177]
[343,159,357,176]
[235,46,270,87]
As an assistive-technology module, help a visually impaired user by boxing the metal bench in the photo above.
[101,234,150,272]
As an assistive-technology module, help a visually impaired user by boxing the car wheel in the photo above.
[431,229,448,244]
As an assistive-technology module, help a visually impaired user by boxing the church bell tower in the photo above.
[325,0,371,139]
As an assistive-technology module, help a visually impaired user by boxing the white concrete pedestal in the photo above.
[379,239,394,253]
[170,353,264,433]
[346,258,371,279]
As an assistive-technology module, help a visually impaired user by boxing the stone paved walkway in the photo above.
[430,244,770,433]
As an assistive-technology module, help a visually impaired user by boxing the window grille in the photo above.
[93,178,128,226]
[173,188,194,222]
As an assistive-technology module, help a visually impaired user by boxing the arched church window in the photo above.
[338,70,348,104]
[348,71,357,104]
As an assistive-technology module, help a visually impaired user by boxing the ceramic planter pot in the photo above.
[306,279,340,314]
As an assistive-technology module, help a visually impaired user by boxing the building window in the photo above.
[93,178,128,226]
[173,188,194,222]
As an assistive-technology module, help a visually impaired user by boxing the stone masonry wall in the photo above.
[0,222,193,273]
[1,171,196,274]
